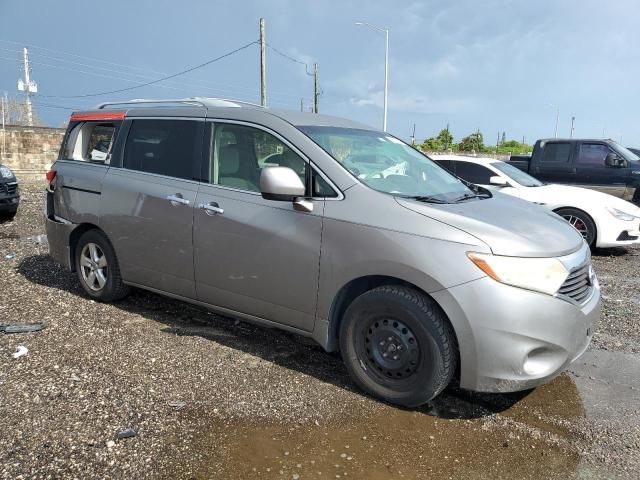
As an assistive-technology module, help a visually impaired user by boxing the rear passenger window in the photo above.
[452,161,493,184]
[123,120,202,181]
[64,122,119,162]
[541,142,571,163]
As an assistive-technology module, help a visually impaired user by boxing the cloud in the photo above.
[349,89,472,114]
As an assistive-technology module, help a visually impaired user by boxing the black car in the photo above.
[0,164,20,221]
[628,147,640,157]
[509,138,640,203]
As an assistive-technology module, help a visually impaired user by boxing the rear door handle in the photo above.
[199,201,224,215]
[167,194,190,206]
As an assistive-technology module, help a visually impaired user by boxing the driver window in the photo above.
[211,123,307,192]
[578,143,613,166]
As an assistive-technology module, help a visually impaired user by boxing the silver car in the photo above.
[45,97,601,407]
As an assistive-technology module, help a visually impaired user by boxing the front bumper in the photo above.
[0,182,20,212]
[598,218,640,247]
[433,266,601,393]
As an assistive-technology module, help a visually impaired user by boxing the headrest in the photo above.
[219,144,240,175]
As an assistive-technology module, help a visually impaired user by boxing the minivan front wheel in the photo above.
[339,286,457,407]
[75,230,130,302]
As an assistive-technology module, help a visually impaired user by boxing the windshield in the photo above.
[492,161,544,187]
[299,126,474,202]
[611,142,640,162]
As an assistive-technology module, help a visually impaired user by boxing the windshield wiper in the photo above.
[453,192,492,202]
[407,195,449,204]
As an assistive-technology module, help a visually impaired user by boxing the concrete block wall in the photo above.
[0,125,65,181]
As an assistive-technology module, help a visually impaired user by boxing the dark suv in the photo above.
[0,164,19,221]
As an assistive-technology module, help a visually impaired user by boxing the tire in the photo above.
[0,208,17,222]
[339,285,457,407]
[75,229,130,302]
[555,208,597,248]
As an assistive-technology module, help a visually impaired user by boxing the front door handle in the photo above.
[167,194,190,206]
[199,201,224,215]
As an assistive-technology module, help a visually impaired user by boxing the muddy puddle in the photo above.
[185,375,583,479]
[0,232,47,243]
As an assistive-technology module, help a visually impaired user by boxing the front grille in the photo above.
[558,264,592,304]
[0,183,18,195]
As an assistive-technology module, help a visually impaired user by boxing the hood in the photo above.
[396,191,584,257]
[535,184,640,215]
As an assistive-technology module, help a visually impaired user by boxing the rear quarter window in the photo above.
[63,122,120,162]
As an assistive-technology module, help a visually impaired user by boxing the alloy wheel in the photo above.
[80,242,108,291]
[563,214,588,239]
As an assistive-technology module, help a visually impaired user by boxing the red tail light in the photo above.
[46,169,57,192]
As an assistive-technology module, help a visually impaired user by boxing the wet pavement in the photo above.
[1,185,639,479]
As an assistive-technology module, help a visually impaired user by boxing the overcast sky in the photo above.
[1,0,638,145]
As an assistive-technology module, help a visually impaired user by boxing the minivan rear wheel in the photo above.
[339,286,457,407]
[75,230,130,302]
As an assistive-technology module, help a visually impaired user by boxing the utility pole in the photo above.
[554,106,559,138]
[17,47,37,126]
[300,98,304,112]
[410,123,416,145]
[313,63,319,114]
[259,18,267,107]
[1,93,6,161]
[570,116,575,138]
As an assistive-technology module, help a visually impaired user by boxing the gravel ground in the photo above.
[1,183,639,479]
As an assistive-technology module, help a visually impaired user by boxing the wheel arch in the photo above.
[325,275,460,361]
[68,223,106,271]
[552,206,599,246]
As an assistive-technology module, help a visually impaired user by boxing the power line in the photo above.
[266,43,314,75]
[39,40,259,99]
[0,41,306,100]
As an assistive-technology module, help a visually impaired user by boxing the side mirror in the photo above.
[605,152,627,168]
[489,175,509,187]
[260,166,306,201]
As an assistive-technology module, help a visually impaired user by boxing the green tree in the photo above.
[459,132,484,152]
[436,128,453,150]
[422,137,441,150]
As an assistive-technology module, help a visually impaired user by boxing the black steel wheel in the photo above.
[340,285,457,407]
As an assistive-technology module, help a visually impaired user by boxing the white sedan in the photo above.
[432,154,640,248]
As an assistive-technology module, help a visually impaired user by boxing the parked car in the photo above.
[627,147,640,157]
[0,164,20,221]
[45,97,600,407]
[433,155,640,248]
[509,138,640,203]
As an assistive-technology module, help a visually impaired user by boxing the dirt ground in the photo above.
[1,184,639,479]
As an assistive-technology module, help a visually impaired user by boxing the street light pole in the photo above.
[555,106,559,138]
[355,22,389,131]
[383,28,388,132]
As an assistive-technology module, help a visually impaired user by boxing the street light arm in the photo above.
[355,21,388,34]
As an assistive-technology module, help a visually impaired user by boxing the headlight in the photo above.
[467,252,569,295]
[0,166,14,178]
[606,206,636,221]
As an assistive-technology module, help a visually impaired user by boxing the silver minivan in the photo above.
[45,98,601,407]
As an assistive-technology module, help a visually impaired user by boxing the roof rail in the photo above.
[95,97,262,110]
